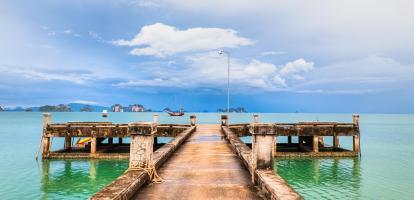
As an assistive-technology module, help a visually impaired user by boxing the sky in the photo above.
[1,0,414,113]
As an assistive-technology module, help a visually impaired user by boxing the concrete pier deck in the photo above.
[133,124,263,200]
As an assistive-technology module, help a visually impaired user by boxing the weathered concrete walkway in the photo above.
[133,124,263,200]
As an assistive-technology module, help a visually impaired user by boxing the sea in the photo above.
[0,112,413,199]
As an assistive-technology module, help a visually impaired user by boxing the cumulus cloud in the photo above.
[113,23,253,57]
[280,59,314,76]
[114,52,313,92]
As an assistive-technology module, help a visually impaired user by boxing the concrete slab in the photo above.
[133,124,263,200]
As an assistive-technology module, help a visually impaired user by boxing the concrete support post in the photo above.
[333,135,340,148]
[190,115,196,126]
[64,136,71,150]
[119,137,123,145]
[91,137,97,154]
[129,123,155,169]
[251,122,276,182]
[42,137,51,156]
[353,135,360,153]
[253,114,259,123]
[221,115,228,126]
[288,136,292,145]
[153,114,158,124]
[353,114,360,153]
[313,136,319,152]
[108,138,113,146]
[319,136,324,148]
[298,136,304,150]
[42,113,51,157]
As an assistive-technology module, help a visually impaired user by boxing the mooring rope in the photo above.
[134,161,163,183]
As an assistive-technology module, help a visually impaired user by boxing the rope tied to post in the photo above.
[133,160,163,184]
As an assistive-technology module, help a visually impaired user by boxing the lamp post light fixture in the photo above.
[218,50,230,113]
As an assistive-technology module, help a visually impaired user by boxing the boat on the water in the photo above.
[102,110,108,117]
[165,108,184,116]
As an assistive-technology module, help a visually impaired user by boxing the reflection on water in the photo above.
[40,160,128,199]
[275,158,361,199]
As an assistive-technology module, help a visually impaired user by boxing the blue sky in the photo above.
[1,0,414,113]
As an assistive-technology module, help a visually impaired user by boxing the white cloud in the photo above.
[280,59,314,76]
[114,52,312,92]
[113,23,253,57]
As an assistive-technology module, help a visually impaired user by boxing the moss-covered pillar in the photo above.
[251,123,276,182]
[42,113,51,157]
[353,114,360,153]
[221,115,228,126]
[129,123,155,169]
[190,115,196,126]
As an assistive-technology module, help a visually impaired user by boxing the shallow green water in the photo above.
[0,112,413,199]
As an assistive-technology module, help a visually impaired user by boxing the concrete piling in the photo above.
[190,115,196,126]
[333,135,340,148]
[153,114,158,124]
[91,137,97,154]
[42,113,51,157]
[353,114,360,153]
[251,115,276,182]
[129,123,155,169]
[221,115,228,126]
[253,114,259,123]
[64,136,71,150]
[313,136,319,152]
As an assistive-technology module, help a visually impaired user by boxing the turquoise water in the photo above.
[0,112,413,199]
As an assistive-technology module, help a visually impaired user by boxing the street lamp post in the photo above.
[218,50,230,113]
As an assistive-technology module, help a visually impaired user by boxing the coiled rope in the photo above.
[133,161,163,183]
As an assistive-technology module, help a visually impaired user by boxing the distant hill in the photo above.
[217,107,247,113]
[67,103,110,112]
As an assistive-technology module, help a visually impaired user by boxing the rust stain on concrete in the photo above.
[133,124,263,200]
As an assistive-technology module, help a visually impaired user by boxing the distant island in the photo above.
[0,103,151,112]
[217,107,247,113]
[0,104,247,113]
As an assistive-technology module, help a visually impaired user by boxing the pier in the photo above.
[39,113,360,200]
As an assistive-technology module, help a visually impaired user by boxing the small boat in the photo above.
[166,110,185,116]
[165,96,185,116]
